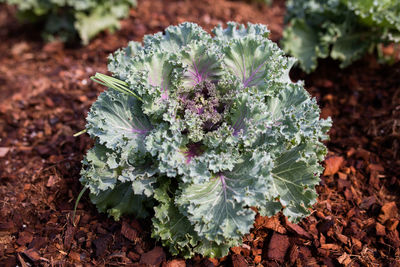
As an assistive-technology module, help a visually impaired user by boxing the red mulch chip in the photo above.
[164,259,186,267]
[379,202,398,224]
[121,221,138,242]
[231,254,248,267]
[257,215,286,234]
[16,231,33,246]
[323,156,344,176]
[285,219,312,239]
[264,232,290,263]
[140,247,166,266]
[68,251,81,262]
[22,248,41,262]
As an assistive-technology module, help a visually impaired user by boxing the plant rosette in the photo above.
[79,22,331,258]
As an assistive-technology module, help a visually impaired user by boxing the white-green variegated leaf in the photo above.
[266,83,309,121]
[269,143,322,222]
[180,43,223,89]
[119,165,157,197]
[276,57,297,84]
[86,89,152,157]
[177,175,255,243]
[81,143,158,201]
[80,143,120,195]
[258,200,283,217]
[213,22,270,42]
[134,51,176,100]
[108,41,142,80]
[222,37,275,88]
[176,153,273,243]
[144,22,210,53]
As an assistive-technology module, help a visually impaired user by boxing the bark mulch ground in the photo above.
[0,0,399,266]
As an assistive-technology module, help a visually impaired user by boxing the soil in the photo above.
[0,0,399,266]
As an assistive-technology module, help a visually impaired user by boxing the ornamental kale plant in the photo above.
[1,0,136,44]
[282,0,400,73]
[80,22,331,258]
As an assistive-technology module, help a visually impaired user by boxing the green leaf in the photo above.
[258,200,283,217]
[80,143,120,195]
[75,5,121,45]
[90,182,151,220]
[119,165,158,197]
[86,89,152,156]
[222,37,276,88]
[152,178,237,258]
[176,153,273,243]
[180,43,223,89]
[283,0,400,72]
[144,22,210,53]
[177,175,255,244]
[269,143,322,222]
[108,41,143,80]
[331,32,371,68]
[6,0,136,44]
[193,239,238,259]
[152,179,200,258]
[282,18,324,73]
[213,22,270,42]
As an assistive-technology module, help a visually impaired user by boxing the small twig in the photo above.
[73,129,87,137]
[73,186,87,226]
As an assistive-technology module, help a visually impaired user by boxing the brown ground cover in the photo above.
[0,0,399,266]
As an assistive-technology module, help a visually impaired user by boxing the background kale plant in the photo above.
[282,0,400,73]
[80,22,331,258]
[1,0,136,44]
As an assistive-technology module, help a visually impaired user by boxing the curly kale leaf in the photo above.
[3,0,136,44]
[282,0,400,72]
[80,143,156,220]
[86,89,152,161]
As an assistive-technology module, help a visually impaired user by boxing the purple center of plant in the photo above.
[180,80,225,131]
[182,142,204,163]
